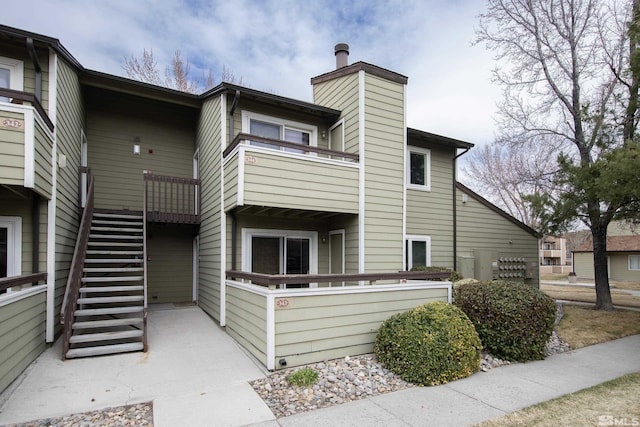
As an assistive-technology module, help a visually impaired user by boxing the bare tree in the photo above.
[461,139,558,229]
[477,0,640,310]
[123,49,243,94]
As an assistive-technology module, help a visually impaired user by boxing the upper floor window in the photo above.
[407,146,431,191]
[0,217,22,285]
[0,56,24,103]
[242,111,317,154]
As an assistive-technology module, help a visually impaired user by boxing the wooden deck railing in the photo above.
[226,270,452,288]
[0,88,54,132]
[60,171,94,356]
[223,133,360,162]
[0,272,47,294]
[143,173,200,224]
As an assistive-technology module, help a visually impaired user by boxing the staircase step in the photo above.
[86,250,144,255]
[90,234,143,240]
[91,227,143,233]
[73,317,144,329]
[93,213,143,220]
[92,220,144,226]
[78,295,144,304]
[66,342,144,359]
[82,276,144,283]
[69,330,144,344]
[80,286,144,293]
[84,258,143,264]
[83,267,144,273]
[88,242,143,247]
[75,306,144,316]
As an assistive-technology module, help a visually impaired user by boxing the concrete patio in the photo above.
[0,305,274,426]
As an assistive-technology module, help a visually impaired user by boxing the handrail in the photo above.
[60,171,94,358]
[225,270,452,287]
[0,88,54,132]
[143,172,200,224]
[223,132,360,161]
[142,173,149,352]
[0,272,47,293]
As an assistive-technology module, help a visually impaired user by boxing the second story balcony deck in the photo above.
[0,89,54,199]
[223,133,360,215]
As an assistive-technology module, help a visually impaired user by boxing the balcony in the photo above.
[0,89,55,199]
[143,172,200,224]
[223,133,359,214]
[543,249,562,259]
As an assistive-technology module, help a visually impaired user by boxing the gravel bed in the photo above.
[251,330,572,418]
[4,402,153,427]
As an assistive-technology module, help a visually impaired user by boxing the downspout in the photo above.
[26,38,42,101]
[228,89,240,271]
[452,147,470,271]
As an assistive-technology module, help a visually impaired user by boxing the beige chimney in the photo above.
[335,43,349,69]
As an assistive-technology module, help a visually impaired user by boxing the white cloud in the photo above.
[2,0,500,144]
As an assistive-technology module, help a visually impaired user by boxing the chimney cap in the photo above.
[334,43,349,55]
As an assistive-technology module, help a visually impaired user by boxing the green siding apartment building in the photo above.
[0,26,538,389]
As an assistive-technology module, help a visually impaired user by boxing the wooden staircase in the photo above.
[65,211,147,359]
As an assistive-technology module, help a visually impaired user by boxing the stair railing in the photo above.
[142,174,149,352]
[60,169,94,359]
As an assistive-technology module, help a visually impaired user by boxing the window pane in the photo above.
[630,256,640,271]
[410,152,425,185]
[0,68,9,103]
[0,228,7,278]
[250,119,280,149]
[251,236,280,274]
[286,238,309,274]
[284,128,310,154]
[411,240,427,268]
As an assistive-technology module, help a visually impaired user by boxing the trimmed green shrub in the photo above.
[453,280,556,362]
[410,265,463,282]
[374,301,481,386]
[287,367,319,387]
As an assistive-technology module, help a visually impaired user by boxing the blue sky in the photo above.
[2,0,499,145]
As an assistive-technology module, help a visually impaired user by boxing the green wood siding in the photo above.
[456,189,539,285]
[0,288,46,393]
[147,225,193,303]
[610,253,640,282]
[53,58,84,335]
[273,286,448,369]
[86,89,196,211]
[225,285,267,366]
[362,74,405,272]
[0,111,25,186]
[406,147,454,267]
[241,150,359,213]
[197,96,223,320]
[223,152,238,211]
[33,118,53,199]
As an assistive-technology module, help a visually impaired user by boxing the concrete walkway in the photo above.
[0,306,638,427]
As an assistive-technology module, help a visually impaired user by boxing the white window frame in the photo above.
[241,111,318,150]
[406,146,431,191]
[241,228,318,286]
[405,235,431,270]
[0,216,22,278]
[629,255,640,271]
[0,56,24,97]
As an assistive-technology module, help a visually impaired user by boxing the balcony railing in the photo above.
[143,173,200,224]
[0,88,54,132]
[223,133,359,162]
[0,272,47,294]
[226,270,452,288]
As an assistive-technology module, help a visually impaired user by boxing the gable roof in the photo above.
[408,128,474,150]
[573,235,640,253]
[456,182,540,237]
[311,61,408,85]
